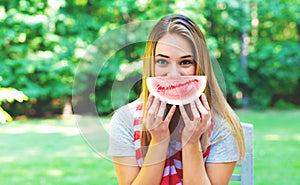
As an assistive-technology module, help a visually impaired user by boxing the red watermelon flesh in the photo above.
[146,76,207,105]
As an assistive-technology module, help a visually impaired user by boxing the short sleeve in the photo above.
[107,101,138,156]
[205,117,239,163]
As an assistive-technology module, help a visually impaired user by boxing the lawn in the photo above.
[236,109,300,185]
[0,116,118,185]
[0,109,299,185]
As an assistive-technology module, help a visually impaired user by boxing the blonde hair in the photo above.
[140,14,245,162]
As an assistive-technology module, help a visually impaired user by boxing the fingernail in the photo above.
[148,94,153,100]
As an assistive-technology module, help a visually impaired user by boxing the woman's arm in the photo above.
[113,138,169,185]
[113,156,140,185]
[182,141,236,185]
[205,162,236,185]
[112,96,176,185]
[179,94,210,184]
[182,141,210,185]
[180,94,237,184]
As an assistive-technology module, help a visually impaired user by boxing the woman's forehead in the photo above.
[155,34,193,57]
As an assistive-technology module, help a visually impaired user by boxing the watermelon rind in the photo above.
[146,76,207,105]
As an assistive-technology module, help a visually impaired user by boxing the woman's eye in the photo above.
[180,60,193,65]
[155,59,168,65]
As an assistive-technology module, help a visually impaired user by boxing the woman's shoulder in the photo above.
[111,99,142,126]
[210,111,235,141]
[113,99,142,116]
[108,100,141,156]
[207,110,240,162]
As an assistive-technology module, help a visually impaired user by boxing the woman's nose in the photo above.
[167,63,181,77]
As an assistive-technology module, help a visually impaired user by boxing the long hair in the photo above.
[140,14,245,162]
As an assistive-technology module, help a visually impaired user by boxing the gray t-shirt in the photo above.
[107,100,239,163]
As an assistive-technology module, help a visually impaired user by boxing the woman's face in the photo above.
[154,34,195,77]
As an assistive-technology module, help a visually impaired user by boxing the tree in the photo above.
[0,0,299,117]
[0,88,28,123]
[247,0,300,109]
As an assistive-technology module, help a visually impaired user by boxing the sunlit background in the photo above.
[0,0,299,184]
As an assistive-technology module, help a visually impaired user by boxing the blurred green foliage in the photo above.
[0,88,28,123]
[0,0,299,116]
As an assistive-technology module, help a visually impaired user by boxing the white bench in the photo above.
[231,122,254,185]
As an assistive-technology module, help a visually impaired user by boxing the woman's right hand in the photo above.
[144,94,176,143]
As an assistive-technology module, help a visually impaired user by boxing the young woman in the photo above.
[108,14,245,185]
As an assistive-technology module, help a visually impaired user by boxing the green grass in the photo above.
[236,109,300,185]
[1,109,299,185]
[0,117,118,185]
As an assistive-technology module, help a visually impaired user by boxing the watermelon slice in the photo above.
[146,76,207,105]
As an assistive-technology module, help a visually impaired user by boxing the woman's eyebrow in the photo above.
[155,54,193,59]
[155,54,169,58]
[180,55,193,59]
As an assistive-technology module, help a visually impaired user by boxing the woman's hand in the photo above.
[144,94,176,143]
[180,93,211,144]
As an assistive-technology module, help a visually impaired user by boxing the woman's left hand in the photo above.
[180,93,211,144]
